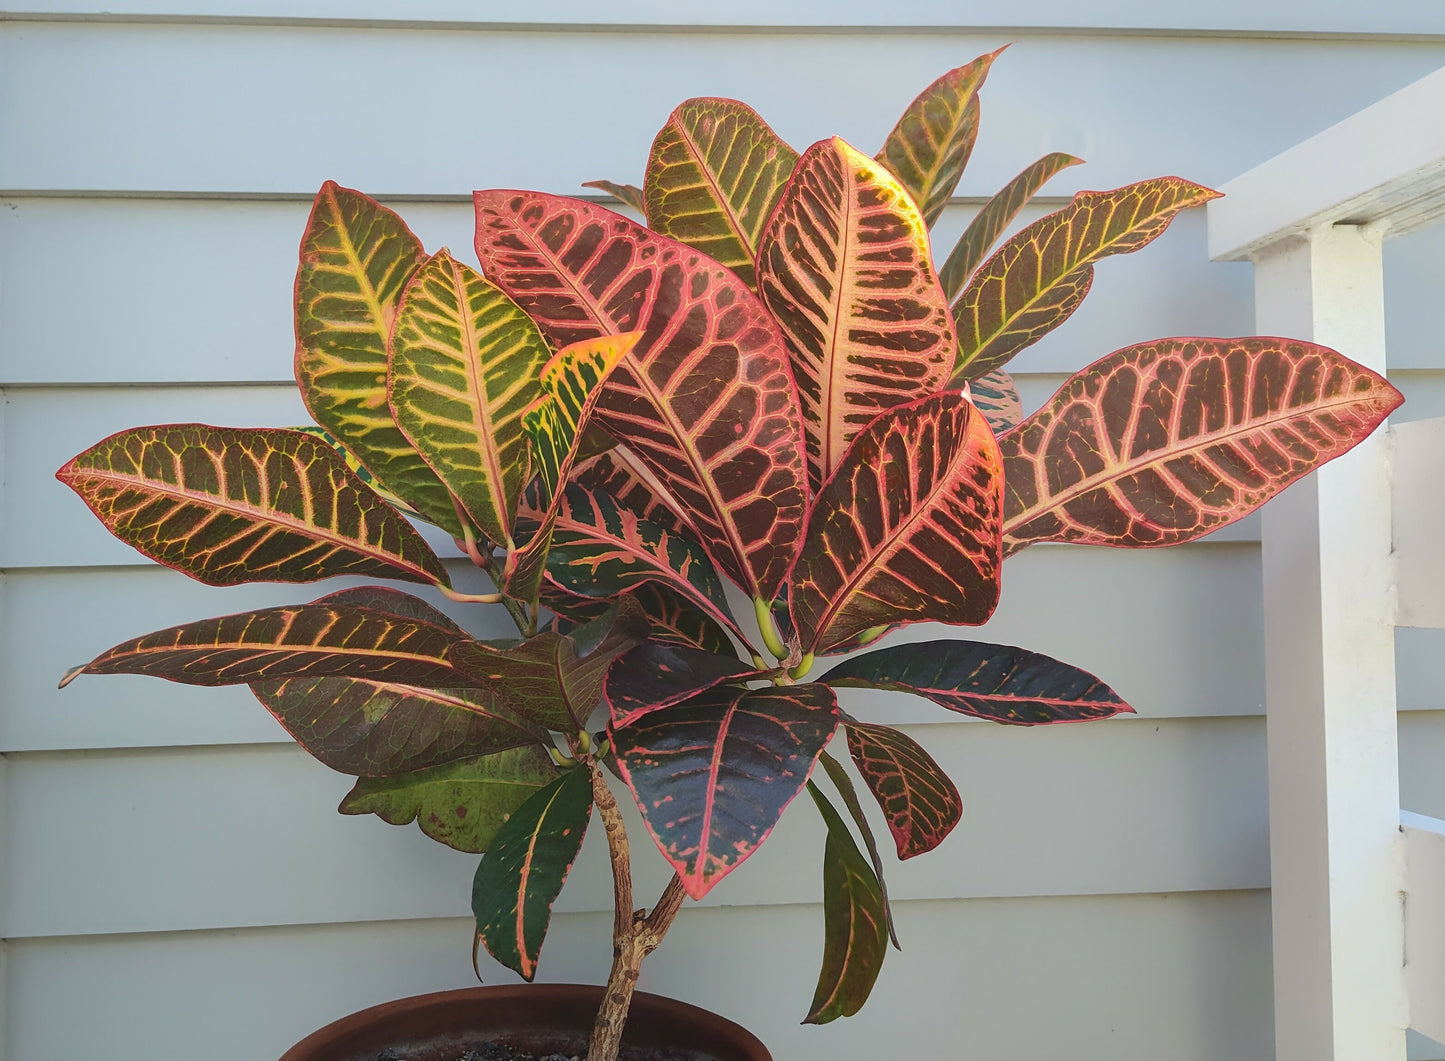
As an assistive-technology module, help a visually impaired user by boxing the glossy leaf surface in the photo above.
[612,682,840,899]
[1001,338,1404,553]
[293,182,460,536]
[473,190,809,600]
[817,750,899,949]
[581,180,646,214]
[644,98,799,288]
[573,447,694,538]
[539,482,741,643]
[952,178,1221,381]
[58,425,449,589]
[937,152,1083,299]
[454,600,650,732]
[389,249,548,547]
[789,393,1002,655]
[844,720,962,859]
[340,745,558,853]
[472,766,593,980]
[804,781,890,1024]
[875,48,1001,226]
[969,368,1023,435]
[822,640,1133,725]
[603,641,755,728]
[61,602,476,690]
[756,137,956,488]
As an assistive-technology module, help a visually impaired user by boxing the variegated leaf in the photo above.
[817,749,899,948]
[804,780,890,1024]
[937,152,1083,299]
[612,682,840,899]
[472,765,593,980]
[644,98,799,289]
[290,425,422,518]
[581,179,646,214]
[60,601,478,690]
[603,641,755,728]
[1001,338,1404,553]
[573,447,695,538]
[822,640,1133,725]
[293,182,461,536]
[875,48,1002,226]
[57,425,449,589]
[473,191,809,602]
[629,582,738,657]
[756,137,956,489]
[340,745,559,853]
[453,599,650,732]
[504,333,638,603]
[952,178,1221,381]
[789,393,1002,655]
[388,249,548,548]
[968,368,1023,435]
[536,482,746,648]
[842,720,962,859]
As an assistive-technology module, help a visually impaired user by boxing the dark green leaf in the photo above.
[818,749,899,949]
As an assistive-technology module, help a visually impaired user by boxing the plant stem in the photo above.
[586,760,687,1061]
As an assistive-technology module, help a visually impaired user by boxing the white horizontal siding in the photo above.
[3,25,1444,197]
[3,12,1443,1061]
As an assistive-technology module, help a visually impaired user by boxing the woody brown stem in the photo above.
[586,760,687,1061]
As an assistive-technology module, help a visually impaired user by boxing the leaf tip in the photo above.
[58,664,86,689]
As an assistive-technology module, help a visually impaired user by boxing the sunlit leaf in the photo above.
[472,766,593,980]
[804,781,889,1024]
[789,393,1002,655]
[644,97,799,288]
[389,249,548,548]
[612,682,839,899]
[875,48,1003,226]
[1001,337,1404,553]
[293,181,461,536]
[822,639,1133,725]
[952,178,1221,382]
[57,425,450,589]
[340,745,559,853]
[756,136,955,488]
[937,152,1083,299]
[474,191,809,601]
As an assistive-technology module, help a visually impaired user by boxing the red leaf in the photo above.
[473,191,809,601]
[843,721,962,859]
[1000,337,1404,553]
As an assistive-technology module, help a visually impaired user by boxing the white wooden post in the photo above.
[1252,225,1406,1060]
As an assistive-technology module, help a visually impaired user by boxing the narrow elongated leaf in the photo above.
[937,152,1084,299]
[875,48,1002,227]
[573,447,695,538]
[952,178,1221,381]
[822,640,1133,725]
[389,249,548,547]
[504,333,638,602]
[756,137,956,488]
[454,599,650,732]
[842,720,962,859]
[817,750,899,949]
[60,602,477,690]
[789,393,1002,655]
[538,482,744,644]
[581,179,646,214]
[968,368,1023,434]
[293,182,461,536]
[341,745,558,853]
[804,781,889,1025]
[644,98,799,289]
[58,425,450,589]
[474,191,809,601]
[472,766,593,980]
[309,586,466,633]
[1001,337,1404,554]
[604,641,755,728]
[611,682,839,899]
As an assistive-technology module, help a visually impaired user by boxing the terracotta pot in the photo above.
[279,984,772,1061]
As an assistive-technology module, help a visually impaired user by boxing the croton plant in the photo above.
[57,47,1400,1060]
